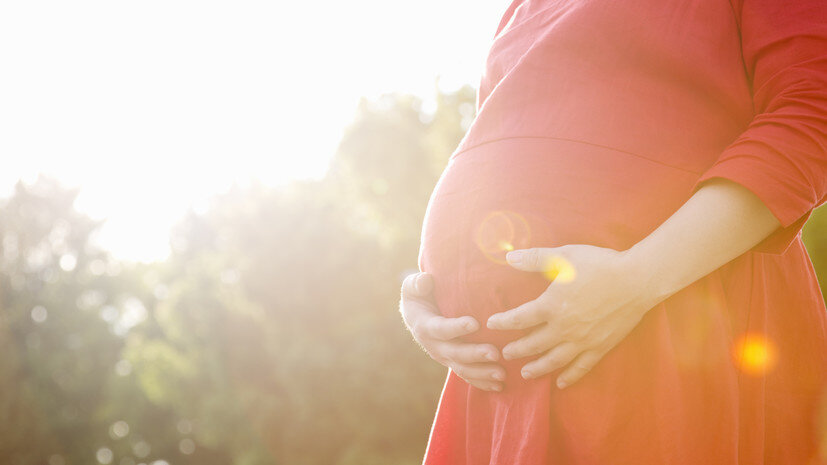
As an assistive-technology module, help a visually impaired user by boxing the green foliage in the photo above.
[0,177,177,464]
[803,204,827,295]
[1,83,824,465]
[0,85,475,464]
[328,86,476,252]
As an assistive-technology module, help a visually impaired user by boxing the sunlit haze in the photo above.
[0,0,507,262]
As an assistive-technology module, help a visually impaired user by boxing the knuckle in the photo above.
[536,301,552,317]
[522,341,539,355]
[423,318,440,338]
[410,321,427,340]
[470,380,496,392]
[468,379,485,390]
[431,317,455,340]
[442,344,461,362]
[525,249,540,268]
[425,349,443,364]
[572,327,590,341]
[562,321,587,341]
[474,347,492,362]
[425,344,448,364]
[451,364,467,378]
[557,309,575,326]
[434,346,457,367]
[533,337,550,352]
[571,362,591,376]
[545,354,563,369]
[592,328,611,345]
[543,361,562,374]
[456,346,477,363]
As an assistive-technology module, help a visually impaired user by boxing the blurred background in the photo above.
[1,1,825,465]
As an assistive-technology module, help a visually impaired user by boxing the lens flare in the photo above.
[475,210,531,264]
[732,333,777,376]
[541,255,576,283]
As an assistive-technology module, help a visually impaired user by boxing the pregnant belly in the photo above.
[417,137,700,348]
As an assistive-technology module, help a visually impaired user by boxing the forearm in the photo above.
[624,177,783,307]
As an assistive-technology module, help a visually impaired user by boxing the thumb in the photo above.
[415,272,434,295]
[505,248,547,271]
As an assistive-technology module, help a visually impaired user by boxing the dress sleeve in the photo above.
[689,0,827,255]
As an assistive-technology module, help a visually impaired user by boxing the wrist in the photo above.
[620,242,675,311]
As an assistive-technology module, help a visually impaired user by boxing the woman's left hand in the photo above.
[486,244,658,389]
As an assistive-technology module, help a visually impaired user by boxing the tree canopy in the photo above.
[1,83,824,465]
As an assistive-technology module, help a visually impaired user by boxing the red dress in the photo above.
[417,0,827,463]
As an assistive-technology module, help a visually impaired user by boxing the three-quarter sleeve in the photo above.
[690,0,827,255]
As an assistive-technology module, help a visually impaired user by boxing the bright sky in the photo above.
[0,0,507,262]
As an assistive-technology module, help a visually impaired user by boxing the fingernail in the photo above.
[557,378,567,389]
[492,384,503,392]
[485,351,498,361]
[492,372,504,381]
[506,251,522,264]
[521,369,532,379]
[414,274,423,292]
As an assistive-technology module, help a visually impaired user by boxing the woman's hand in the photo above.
[486,244,658,389]
[400,272,506,392]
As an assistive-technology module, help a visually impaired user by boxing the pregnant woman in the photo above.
[400,0,827,463]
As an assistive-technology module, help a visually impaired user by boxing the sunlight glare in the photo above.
[475,210,531,264]
[732,333,777,376]
[0,0,507,262]
[541,255,576,283]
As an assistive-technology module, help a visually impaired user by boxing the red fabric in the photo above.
[417,0,827,463]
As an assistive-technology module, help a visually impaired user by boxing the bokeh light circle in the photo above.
[475,210,531,265]
[732,333,777,376]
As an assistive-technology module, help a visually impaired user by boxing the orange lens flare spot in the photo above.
[475,210,531,264]
[541,255,576,283]
[732,333,777,376]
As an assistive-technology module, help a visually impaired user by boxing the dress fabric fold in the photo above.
[417,0,827,463]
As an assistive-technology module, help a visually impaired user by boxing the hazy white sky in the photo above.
[0,0,507,262]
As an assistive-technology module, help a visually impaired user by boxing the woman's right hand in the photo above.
[400,272,506,392]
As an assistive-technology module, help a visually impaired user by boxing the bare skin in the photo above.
[400,178,784,391]
[400,271,507,391]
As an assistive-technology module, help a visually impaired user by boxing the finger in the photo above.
[505,247,544,271]
[501,324,557,360]
[402,272,433,298]
[556,349,604,389]
[506,248,576,283]
[434,340,500,363]
[399,292,439,331]
[505,247,564,271]
[466,378,504,392]
[420,314,481,341]
[520,341,579,379]
[487,298,548,330]
[449,362,507,383]
[449,366,503,392]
